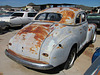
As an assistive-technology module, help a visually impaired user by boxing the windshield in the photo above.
[35,13,62,21]
[11,13,24,17]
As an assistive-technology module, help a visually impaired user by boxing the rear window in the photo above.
[11,13,24,17]
[35,13,62,21]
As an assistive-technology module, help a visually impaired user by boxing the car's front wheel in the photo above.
[64,47,77,69]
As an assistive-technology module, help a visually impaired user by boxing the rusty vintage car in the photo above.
[5,7,97,70]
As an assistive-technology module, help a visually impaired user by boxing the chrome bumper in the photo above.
[5,49,54,70]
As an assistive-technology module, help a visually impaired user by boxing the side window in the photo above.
[76,14,81,24]
[28,13,37,17]
[11,13,24,17]
[47,13,62,21]
[35,13,46,20]
[82,13,86,22]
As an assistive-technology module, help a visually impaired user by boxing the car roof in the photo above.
[37,7,83,25]
[40,7,82,12]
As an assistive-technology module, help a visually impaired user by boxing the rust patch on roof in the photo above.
[60,7,63,10]
[59,10,75,24]
[7,49,49,64]
[70,7,79,11]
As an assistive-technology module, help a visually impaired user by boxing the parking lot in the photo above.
[0,30,100,75]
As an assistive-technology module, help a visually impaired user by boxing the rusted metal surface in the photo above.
[8,22,54,60]
[36,7,81,25]
[7,49,48,64]
[6,7,96,69]
[17,24,51,48]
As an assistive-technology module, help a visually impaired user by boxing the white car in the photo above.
[0,11,37,27]
[5,7,97,70]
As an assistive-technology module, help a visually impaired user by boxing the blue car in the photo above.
[84,47,100,75]
[92,47,100,63]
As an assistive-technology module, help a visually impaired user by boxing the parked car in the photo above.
[84,47,100,75]
[0,21,10,33]
[0,11,37,30]
[87,13,100,31]
[92,47,100,63]
[5,7,97,70]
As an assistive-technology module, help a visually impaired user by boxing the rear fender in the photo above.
[86,24,96,42]
[49,35,78,67]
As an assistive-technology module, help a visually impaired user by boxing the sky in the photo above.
[0,0,100,7]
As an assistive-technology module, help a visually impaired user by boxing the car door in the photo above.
[81,12,88,45]
[10,13,24,26]
[75,12,88,49]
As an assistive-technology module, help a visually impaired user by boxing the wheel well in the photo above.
[68,43,77,57]
[71,43,77,52]
[64,43,77,69]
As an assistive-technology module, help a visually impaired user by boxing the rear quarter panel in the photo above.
[40,25,81,67]
[86,24,96,42]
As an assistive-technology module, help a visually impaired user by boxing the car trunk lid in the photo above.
[8,22,54,60]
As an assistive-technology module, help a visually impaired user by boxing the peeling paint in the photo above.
[17,24,51,49]
[69,7,79,11]
[59,10,75,24]
[30,47,35,52]
[7,49,48,64]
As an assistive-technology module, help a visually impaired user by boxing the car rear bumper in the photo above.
[5,49,54,70]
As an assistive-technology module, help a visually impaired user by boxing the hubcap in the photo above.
[69,51,76,66]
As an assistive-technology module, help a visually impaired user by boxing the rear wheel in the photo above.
[64,47,77,69]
